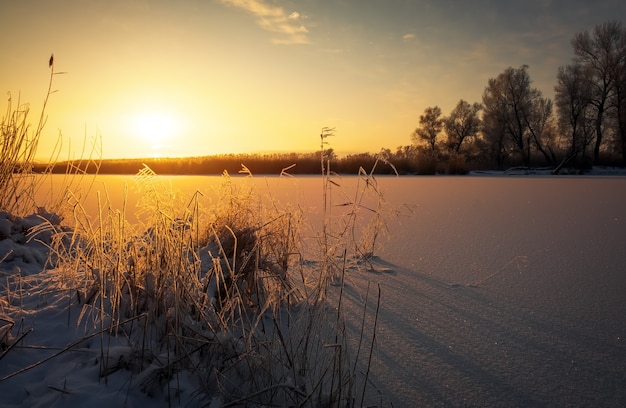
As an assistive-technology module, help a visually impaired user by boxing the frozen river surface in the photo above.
[29,174,626,406]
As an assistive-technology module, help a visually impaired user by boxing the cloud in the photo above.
[402,33,415,41]
[220,0,309,45]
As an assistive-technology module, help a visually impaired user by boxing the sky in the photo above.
[1,0,625,160]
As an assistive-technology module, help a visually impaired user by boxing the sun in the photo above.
[133,112,178,150]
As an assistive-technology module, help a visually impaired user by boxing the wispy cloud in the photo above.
[220,0,309,45]
[402,33,415,41]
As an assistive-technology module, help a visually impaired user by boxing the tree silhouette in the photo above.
[482,65,549,167]
[555,63,595,167]
[443,99,482,154]
[411,106,443,155]
[571,20,626,164]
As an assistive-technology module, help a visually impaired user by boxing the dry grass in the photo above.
[2,84,392,405]
[0,56,100,218]
[31,158,384,406]
[0,73,53,215]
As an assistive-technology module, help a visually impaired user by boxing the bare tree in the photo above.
[482,65,549,167]
[411,106,443,155]
[443,100,483,154]
[525,96,557,165]
[571,20,626,164]
[612,33,626,164]
[481,109,508,168]
[555,63,595,167]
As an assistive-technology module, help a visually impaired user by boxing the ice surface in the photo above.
[1,174,626,407]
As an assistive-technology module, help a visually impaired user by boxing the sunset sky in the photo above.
[2,0,624,160]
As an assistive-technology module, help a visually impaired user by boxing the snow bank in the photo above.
[0,210,60,274]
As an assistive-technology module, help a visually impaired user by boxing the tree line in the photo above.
[35,150,404,176]
[409,20,626,173]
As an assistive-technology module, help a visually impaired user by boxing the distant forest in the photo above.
[35,20,626,176]
[34,150,406,176]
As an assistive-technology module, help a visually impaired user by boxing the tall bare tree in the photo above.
[481,106,508,168]
[482,65,550,167]
[443,100,482,154]
[571,20,626,164]
[525,96,557,165]
[612,32,626,164]
[555,63,595,166]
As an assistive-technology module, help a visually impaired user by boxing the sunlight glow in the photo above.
[133,112,177,146]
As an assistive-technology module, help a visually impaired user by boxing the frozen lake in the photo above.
[36,174,626,406]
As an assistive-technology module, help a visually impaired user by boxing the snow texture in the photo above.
[2,173,626,407]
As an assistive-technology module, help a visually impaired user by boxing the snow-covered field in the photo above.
[344,175,626,407]
[2,173,626,407]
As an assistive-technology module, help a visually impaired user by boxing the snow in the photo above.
[343,175,626,407]
[2,173,626,407]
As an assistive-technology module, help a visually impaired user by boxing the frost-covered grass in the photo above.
[1,55,100,219]
[1,122,394,406]
[0,61,53,216]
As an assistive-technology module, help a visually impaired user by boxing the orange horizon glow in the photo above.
[1,1,619,161]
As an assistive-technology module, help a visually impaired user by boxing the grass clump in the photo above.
[32,158,380,406]
[0,59,55,216]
